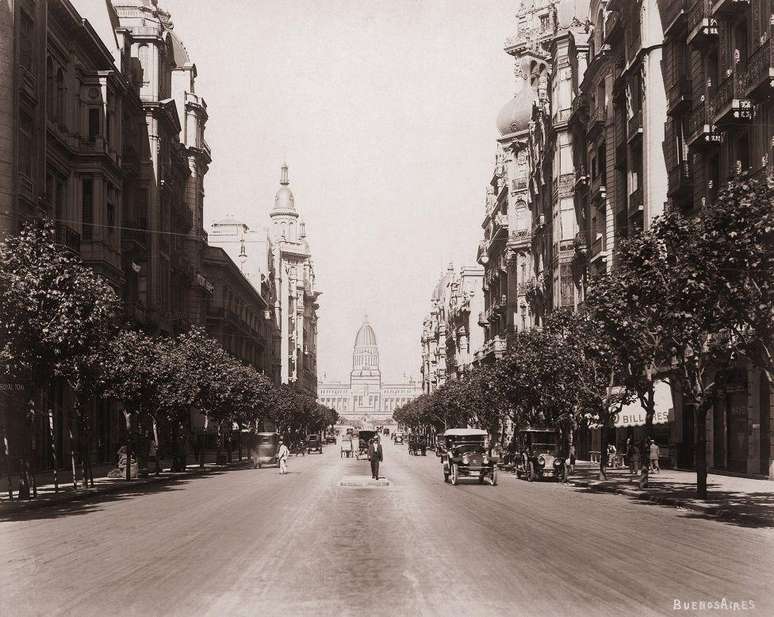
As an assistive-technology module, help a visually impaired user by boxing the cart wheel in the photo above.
[443,470,450,483]
[450,463,459,486]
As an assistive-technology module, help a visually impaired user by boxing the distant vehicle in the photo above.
[306,434,323,454]
[340,434,353,458]
[440,428,497,486]
[383,428,390,436]
[408,434,427,456]
[249,432,280,469]
[325,433,336,444]
[356,430,378,459]
[393,432,404,445]
[515,427,565,482]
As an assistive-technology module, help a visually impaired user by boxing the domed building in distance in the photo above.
[318,316,421,424]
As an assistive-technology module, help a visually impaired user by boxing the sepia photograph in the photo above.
[0,0,773,615]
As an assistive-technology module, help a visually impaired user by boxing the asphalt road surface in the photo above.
[1,440,772,617]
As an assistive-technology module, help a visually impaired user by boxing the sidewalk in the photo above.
[567,461,774,527]
[0,457,253,514]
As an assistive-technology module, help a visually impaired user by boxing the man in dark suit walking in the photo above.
[368,436,383,480]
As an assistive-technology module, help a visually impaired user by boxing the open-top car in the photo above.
[306,434,323,454]
[408,434,427,456]
[515,427,565,482]
[441,428,497,486]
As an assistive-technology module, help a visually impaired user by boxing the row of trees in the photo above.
[0,220,336,497]
[395,176,773,498]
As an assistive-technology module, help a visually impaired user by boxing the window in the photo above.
[46,59,54,120]
[56,69,65,123]
[88,108,100,141]
[82,178,93,240]
[19,11,33,70]
[19,113,33,178]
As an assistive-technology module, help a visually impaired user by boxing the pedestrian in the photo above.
[649,439,660,473]
[368,436,383,480]
[628,439,640,478]
[278,438,290,475]
[148,438,159,476]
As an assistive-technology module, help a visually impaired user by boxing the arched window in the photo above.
[56,68,65,123]
[46,58,54,121]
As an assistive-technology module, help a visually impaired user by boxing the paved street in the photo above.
[1,440,772,617]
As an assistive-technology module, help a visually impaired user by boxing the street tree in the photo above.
[0,219,118,494]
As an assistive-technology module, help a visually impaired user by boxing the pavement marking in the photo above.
[338,475,391,488]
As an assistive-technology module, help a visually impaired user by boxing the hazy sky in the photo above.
[163,0,516,382]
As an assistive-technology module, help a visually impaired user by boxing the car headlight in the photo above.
[538,455,546,467]
[482,455,489,464]
[553,458,562,467]
[462,455,470,464]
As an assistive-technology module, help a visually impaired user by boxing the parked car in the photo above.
[515,427,565,482]
[249,432,280,469]
[441,428,497,486]
[325,433,336,444]
[306,434,323,454]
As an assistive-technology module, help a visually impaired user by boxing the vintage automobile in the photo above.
[356,430,378,459]
[408,434,427,456]
[306,434,323,454]
[393,432,405,445]
[324,433,336,444]
[515,427,565,482]
[441,428,497,486]
[249,432,280,469]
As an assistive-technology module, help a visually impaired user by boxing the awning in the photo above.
[588,380,674,429]
[613,380,674,428]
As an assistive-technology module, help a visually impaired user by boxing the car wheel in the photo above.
[443,470,449,483]
[527,463,534,482]
[258,462,262,469]
[491,468,498,486]
[450,463,459,486]
[479,474,485,484]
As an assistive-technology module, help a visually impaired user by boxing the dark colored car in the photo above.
[325,433,336,444]
[306,434,323,454]
[356,430,377,459]
[393,432,404,445]
[408,434,427,456]
[515,428,565,482]
[441,429,497,486]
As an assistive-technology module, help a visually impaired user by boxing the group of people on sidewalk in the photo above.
[612,438,660,477]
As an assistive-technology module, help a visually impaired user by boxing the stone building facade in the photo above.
[421,264,485,393]
[319,319,421,423]
[268,163,320,397]
[0,0,281,478]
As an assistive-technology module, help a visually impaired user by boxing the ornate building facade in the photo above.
[476,0,590,365]
[421,264,485,393]
[318,318,421,423]
[269,163,320,396]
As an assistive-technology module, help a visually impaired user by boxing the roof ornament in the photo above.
[280,162,289,186]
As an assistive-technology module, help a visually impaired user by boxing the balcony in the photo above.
[511,177,528,193]
[588,105,607,138]
[55,223,81,255]
[711,0,750,15]
[591,178,607,205]
[667,159,693,200]
[509,228,531,247]
[687,0,718,48]
[686,100,721,148]
[494,212,508,230]
[662,0,689,36]
[574,231,588,254]
[667,78,692,115]
[738,37,774,100]
[575,168,590,189]
[627,109,643,143]
[713,73,752,126]
[569,94,588,127]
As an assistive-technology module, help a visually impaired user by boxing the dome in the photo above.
[354,321,377,348]
[496,83,538,136]
[272,162,297,213]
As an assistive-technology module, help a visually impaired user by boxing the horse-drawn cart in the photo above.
[340,435,353,458]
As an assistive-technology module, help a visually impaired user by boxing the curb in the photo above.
[0,461,254,513]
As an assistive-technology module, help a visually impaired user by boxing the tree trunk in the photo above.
[238,423,243,462]
[125,410,132,482]
[48,407,58,493]
[639,387,655,490]
[69,424,78,490]
[695,402,709,499]
[153,419,160,476]
[2,427,12,500]
[599,417,609,481]
[216,421,223,466]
